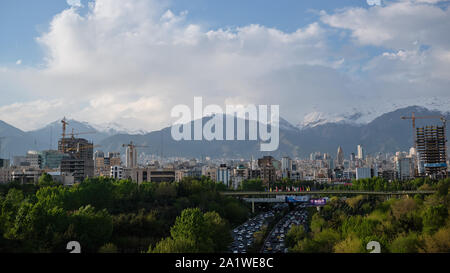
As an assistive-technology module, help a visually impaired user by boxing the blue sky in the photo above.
[0,0,449,131]
[0,0,369,66]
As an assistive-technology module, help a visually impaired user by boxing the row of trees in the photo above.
[0,176,249,253]
[238,176,446,193]
[238,176,433,193]
[285,179,450,253]
[335,177,439,192]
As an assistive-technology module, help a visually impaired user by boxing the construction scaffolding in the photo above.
[416,125,447,178]
[58,137,95,182]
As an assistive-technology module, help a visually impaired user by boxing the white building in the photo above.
[111,165,124,180]
[217,164,231,187]
[357,145,365,160]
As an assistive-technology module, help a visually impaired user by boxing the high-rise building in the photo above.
[416,125,447,178]
[217,164,231,187]
[59,137,94,182]
[357,145,365,160]
[395,155,413,181]
[258,156,276,184]
[337,146,344,166]
[281,156,292,171]
[126,145,138,168]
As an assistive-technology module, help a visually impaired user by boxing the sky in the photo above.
[0,0,449,132]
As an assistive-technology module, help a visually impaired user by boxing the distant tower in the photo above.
[337,146,344,166]
[126,145,137,168]
[357,145,365,160]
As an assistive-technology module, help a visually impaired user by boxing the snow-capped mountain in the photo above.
[298,96,450,130]
[298,112,349,129]
[91,122,148,135]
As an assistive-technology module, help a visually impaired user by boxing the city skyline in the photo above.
[1,0,450,132]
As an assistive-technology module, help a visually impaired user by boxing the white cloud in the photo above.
[1,0,335,131]
[367,0,382,6]
[0,99,68,130]
[0,0,449,132]
[67,0,83,8]
[322,1,450,50]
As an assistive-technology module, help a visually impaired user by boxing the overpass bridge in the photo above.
[221,190,436,196]
[223,190,437,213]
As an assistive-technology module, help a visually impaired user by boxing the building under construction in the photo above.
[416,125,447,178]
[58,137,94,182]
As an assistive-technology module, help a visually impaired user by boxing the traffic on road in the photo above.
[228,203,289,253]
[261,204,309,254]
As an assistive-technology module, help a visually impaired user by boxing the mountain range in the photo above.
[0,106,448,160]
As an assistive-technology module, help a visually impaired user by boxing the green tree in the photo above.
[310,214,326,233]
[38,173,59,187]
[67,205,113,253]
[389,233,420,253]
[239,179,264,191]
[169,208,213,252]
[203,211,232,252]
[286,225,306,248]
[333,234,363,253]
[420,226,450,253]
[149,237,196,253]
[422,205,448,234]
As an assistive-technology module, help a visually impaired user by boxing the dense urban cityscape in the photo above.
[1,116,447,187]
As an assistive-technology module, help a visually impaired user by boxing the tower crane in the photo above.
[122,141,149,149]
[61,117,69,153]
[401,112,445,149]
[69,128,97,139]
[66,144,101,153]
[401,112,448,177]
